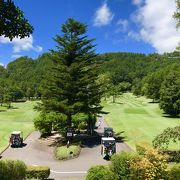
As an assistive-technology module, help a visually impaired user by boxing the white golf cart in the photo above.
[101,137,116,159]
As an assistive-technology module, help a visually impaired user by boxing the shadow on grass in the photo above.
[9,106,19,109]
[162,113,180,118]
[148,101,159,104]
[116,102,124,105]
[114,131,128,143]
[163,115,180,119]
[0,110,7,112]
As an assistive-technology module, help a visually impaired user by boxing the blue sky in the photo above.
[0,0,179,65]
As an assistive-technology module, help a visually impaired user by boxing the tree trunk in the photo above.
[113,95,116,103]
[87,114,95,136]
[67,113,72,127]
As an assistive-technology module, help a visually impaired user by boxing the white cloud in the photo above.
[130,0,180,53]
[0,35,43,53]
[93,2,114,27]
[128,31,141,41]
[115,19,129,33]
[132,0,143,6]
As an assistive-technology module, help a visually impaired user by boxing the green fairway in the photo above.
[103,93,180,150]
[0,101,38,152]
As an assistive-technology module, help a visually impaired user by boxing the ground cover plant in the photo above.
[55,144,81,160]
[0,101,38,152]
[103,93,180,150]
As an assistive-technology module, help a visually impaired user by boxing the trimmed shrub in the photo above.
[110,151,139,180]
[0,160,26,180]
[26,166,50,179]
[168,164,180,180]
[55,144,81,160]
[86,165,117,180]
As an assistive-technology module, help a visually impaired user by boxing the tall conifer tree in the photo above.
[39,18,103,129]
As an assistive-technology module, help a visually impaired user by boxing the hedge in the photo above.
[0,160,26,180]
[26,166,50,180]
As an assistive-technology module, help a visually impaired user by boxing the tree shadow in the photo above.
[0,110,7,112]
[148,101,159,104]
[114,131,128,143]
[162,113,180,118]
[76,133,101,148]
[163,115,180,118]
[116,102,124,105]
[9,106,19,109]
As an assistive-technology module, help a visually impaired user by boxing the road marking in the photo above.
[51,170,87,174]
[31,164,87,174]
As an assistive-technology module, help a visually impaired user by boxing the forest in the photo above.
[0,51,179,116]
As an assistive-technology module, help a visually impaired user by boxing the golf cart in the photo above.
[9,131,23,147]
[104,127,114,137]
[101,137,116,159]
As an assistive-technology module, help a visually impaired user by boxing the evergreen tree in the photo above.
[39,18,103,130]
[159,70,180,117]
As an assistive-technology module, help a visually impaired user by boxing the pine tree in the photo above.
[39,18,103,131]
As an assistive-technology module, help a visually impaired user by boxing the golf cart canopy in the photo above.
[102,137,115,141]
[11,131,22,135]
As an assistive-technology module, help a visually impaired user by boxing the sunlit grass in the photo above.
[102,93,180,150]
[0,101,39,152]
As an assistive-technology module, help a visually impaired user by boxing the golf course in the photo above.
[0,94,179,153]
[103,93,180,150]
[0,101,38,152]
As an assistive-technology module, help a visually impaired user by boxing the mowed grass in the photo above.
[0,101,39,152]
[103,93,180,150]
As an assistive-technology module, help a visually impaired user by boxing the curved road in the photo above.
[1,117,132,180]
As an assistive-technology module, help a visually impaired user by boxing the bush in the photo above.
[0,160,26,180]
[129,144,168,179]
[168,164,180,180]
[110,151,139,179]
[34,112,66,137]
[34,113,53,136]
[136,142,152,155]
[86,165,117,180]
[163,150,180,163]
[130,157,155,180]
[55,144,81,160]
[26,166,50,180]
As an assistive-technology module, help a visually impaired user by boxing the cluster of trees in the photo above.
[0,54,54,107]
[86,145,180,180]
[99,52,180,116]
[1,47,179,114]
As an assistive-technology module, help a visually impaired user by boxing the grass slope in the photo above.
[0,101,38,152]
[103,93,180,150]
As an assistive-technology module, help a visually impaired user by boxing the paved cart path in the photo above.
[1,116,132,180]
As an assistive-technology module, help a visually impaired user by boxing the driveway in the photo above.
[1,116,132,180]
